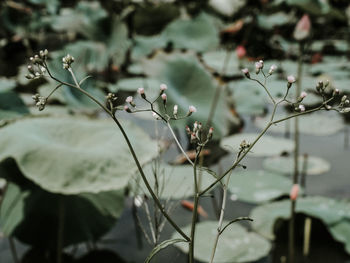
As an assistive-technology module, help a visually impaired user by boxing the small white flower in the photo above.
[287,75,296,84]
[173,105,178,115]
[125,96,133,103]
[137,87,145,95]
[300,91,307,99]
[269,64,277,74]
[242,68,249,74]
[189,105,197,113]
[160,83,167,91]
[299,104,305,112]
[255,61,263,70]
[161,93,167,101]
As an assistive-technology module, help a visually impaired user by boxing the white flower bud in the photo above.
[173,105,178,116]
[269,64,277,74]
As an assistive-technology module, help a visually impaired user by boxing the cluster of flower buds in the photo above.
[339,95,350,113]
[26,49,49,80]
[186,122,213,144]
[315,80,329,94]
[62,54,75,70]
[26,64,46,80]
[32,93,47,111]
[29,49,48,65]
[239,140,250,152]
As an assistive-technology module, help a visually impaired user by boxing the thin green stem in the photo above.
[49,66,190,242]
[167,122,194,166]
[189,147,202,263]
[289,44,304,263]
[250,77,276,104]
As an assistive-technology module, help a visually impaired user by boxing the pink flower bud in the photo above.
[290,184,300,201]
[189,105,197,113]
[137,87,145,95]
[269,64,277,74]
[160,83,167,91]
[255,61,263,70]
[293,14,311,41]
[161,93,167,101]
[236,45,246,59]
[138,87,146,99]
[300,92,307,99]
[287,75,296,84]
[185,125,191,134]
[242,68,250,78]
[299,104,305,112]
[126,96,133,103]
[124,105,131,113]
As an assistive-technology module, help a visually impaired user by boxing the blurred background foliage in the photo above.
[1,0,350,262]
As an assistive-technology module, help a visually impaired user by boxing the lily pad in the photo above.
[0,179,124,247]
[161,12,220,52]
[131,35,167,61]
[0,117,158,194]
[108,78,163,96]
[202,50,243,75]
[142,52,238,138]
[132,163,216,200]
[51,1,108,39]
[228,170,293,204]
[250,197,350,240]
[254,111,344,136]
[209,0,246,17]
[329,220,350,254]
[0,78,16,92]
[220,133,294,157]
[257,12,293,30]
[172,220,271,263]
[263,155,331,176]
[0,91,29,120]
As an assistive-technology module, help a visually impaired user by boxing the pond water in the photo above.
[0,113,349,263]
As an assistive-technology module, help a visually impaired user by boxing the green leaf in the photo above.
[254,111,344,136]
[171,221,271,263]
[0,78,16,92]
[250,197,350,240]
[144,238,187,263]
[108,78,163,95]
[0,91,29,120]
[131,35,167,61]
[202,50,242,75]
[257,12,293,30]
[0,180,124,247]
[209,0,246,17]
[161,12,220,52]
[142,52,238,138]
[131,163,216,199]
[263,155,330,176]
[51,1,108,39]
[220,133,294,157]
[329,220,350,254]
[228,170,293,204]
[0,117,158,194]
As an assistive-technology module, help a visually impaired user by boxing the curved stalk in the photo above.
[47,66,190,242]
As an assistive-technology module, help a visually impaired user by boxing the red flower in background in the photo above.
[236,45,246,59]
[293,14,311,41]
